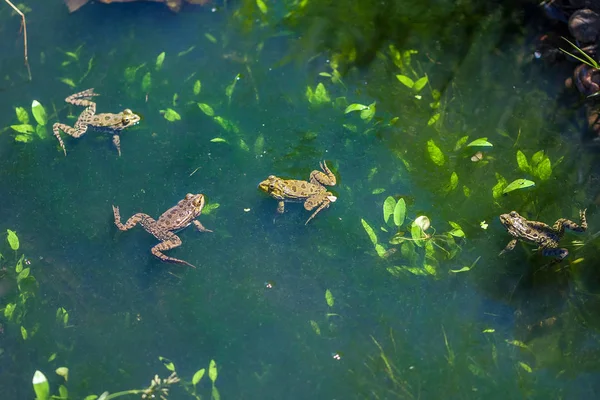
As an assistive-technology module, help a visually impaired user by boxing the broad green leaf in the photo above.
[210,138,227,143]
[35,125,48,139]
[11,124,35,134]
[192,369,205,386]
[254,134,265,155]
[21,326,28,340]
[531,150,545,166]
[198,103,215,116]
[193,80,202,95]
[141,72,152,92]
[383,196,396,224]
[427,139,445,166]
[448,221,465,237]
[502,179,535,194]
[518,362,533,373]
[60,78,76,88]
[256,0,268,13]
[16,254,24,273]
[56,367,69,381]
[15,106,29,124]
[310,320,321,335]
[159,356,176,372]
[410,223,425,247]
[344,103,368,113]
[375,244,387,258]
[491,173,507,199]
[155,52,166,71]
[7,229,19,250]
[516,150,531,173]
[32,370,50,400]
[313,83,330,104]
[360,102,376,122]
[325,289,334,307]
[427,113,440,126]
[413,76,428,92]
[162,109,181,122]
[454,136,468,151]
[536,158,552,180]
[393,198,406,227]
[15,134,34,142]
[361,219,378,245]
[396,74,414,88]
[466,138,493,147]
[209,359,218,383]
[17,267,30,282]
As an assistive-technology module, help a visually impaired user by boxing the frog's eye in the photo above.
[123,116,131,124]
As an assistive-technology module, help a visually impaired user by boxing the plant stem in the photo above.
[5,0,32,81]
[104,389,145,399]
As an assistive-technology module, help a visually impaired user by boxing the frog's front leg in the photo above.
[499,239,518,256]
[151,231,196,268]
[309,161,337,186]
[277,200,285,214]
[112,206,152,231]
[552,209,587,235]
[112,135,121,157]
[193,220,213,233]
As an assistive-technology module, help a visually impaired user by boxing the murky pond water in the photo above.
[1,1,599,398]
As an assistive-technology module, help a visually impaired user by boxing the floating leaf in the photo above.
[198,103,215,116]
[192,369,205,386]
[56,367,69,381]
[158,356,176,372]
[396,74,414,88]
[427,139,445,166]
[344,103,368,113]
[193,80,202,95]
[256,0,268,13]
[32,370,50,400]
[208,360,218,383]
[7,229,19,250]
[310,320,321,335]
[361,219,378,245]
[536,158,552,181]
[11,124,35,134]
[210,138,227,143]
[162,109,181,122]
[413,76,428,92]
[502,179,535,194]
[516,150,531,174]
[15,106,29,124]
[466,138,493,147]
[383,196,396,224]
[60,78,76,88]
[325,289,334,307]
[393,198,406,227]
[141,72,152,92]
[155,52,166,71]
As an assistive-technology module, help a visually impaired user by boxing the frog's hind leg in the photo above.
[310,161,337,186]
[112,135,121,157]
[112,206,150,231]
[65,88,99,107]
[553,209,588,235]
[151,232,196,268]
[52,103,96,156]
[499,239,518,256]
[304,195,334,225]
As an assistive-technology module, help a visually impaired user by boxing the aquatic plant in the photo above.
[8,100,49,143]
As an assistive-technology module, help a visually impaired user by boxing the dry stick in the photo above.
[5,0,32,81]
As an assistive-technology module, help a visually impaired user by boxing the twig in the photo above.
[5,0,32,81]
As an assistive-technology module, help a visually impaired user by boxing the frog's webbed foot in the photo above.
[309,161,337,186]
[151,234,196,268]
[499,239,518,256]
[112,135,121,157]
[193,220,213,233]
[52,123,69,156]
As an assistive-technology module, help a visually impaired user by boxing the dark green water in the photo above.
[1,1,600,399]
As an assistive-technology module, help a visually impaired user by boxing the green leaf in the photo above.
[482,328,495,333]
[15,254,24,273]
[491,173,507,199]
[226,74,240,104]
[536,158,552,181]
[192,369,205,386]
[155,52,166,71]
[427,139,445,166]
[209,359,218,383]
[212,386,221,400]
[17,267,30,283]
[35,125,48,139]
[375,244,387,258]
[450,266,471,273]
[448,221,465,238]
[60,78,76,88]
[360,102,376,122]
[506,339,529,349]
[15,134,33,142]
[446,172,458,191]
[4,303,15,320]
[427,113,440,126]
[454,136,469,151]
[7,229,19,250]
[344,103,368,113]
[21,326,28,340]
[516,150,531,173]
[239,138,249,151]
[413,76,428,92]
[325,289,334,307]
[158,356,176,372]
[210,138,227,143]
[396,74,414,88]
[361,219,378,245]
[502,179,536,194]
[254,134,265,155]
[11,124,35,134]
[256,0,268,13]
[201,203,220,215]
[198,103,215,116]
[310,320,321,335]
[393,198,406,227]
[162,109,181,122]
[15,106,29,124]
[371,188,385,195]
[410,222,425,247]
[205,33,217,43]
[313,82,330,104]
[141,72,152,92]
[383,196,396,224]
[193,80,202,95]
[518,362,533,373]
[531,150,545,166]
[466,138,493,147]
[32,370,50,400]
[58,385,68,398]
[31,101,47,126]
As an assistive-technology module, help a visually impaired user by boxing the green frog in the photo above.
[52,88,140,156]
[258,161,337,225]
[112,193,212,268]
[499,209,587,262]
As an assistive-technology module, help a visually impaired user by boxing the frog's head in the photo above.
[183,193,206,214]
[499,211,524,232]
[258,175,284,199]
[120,109,141,128]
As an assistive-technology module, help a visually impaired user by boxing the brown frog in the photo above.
[112,193,212,268]
[499,209,587,262]
[258,161,337,225]
[52,88,140,156]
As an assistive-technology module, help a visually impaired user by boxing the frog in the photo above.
[52,88,141,156]
[112,193,212,268]
[258,161,337,225]
[499,209,587,262]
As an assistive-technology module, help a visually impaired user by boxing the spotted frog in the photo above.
[258,161,337,225]
[52,88,140,156]
[499,210,587,262]
[112,193,212,268]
